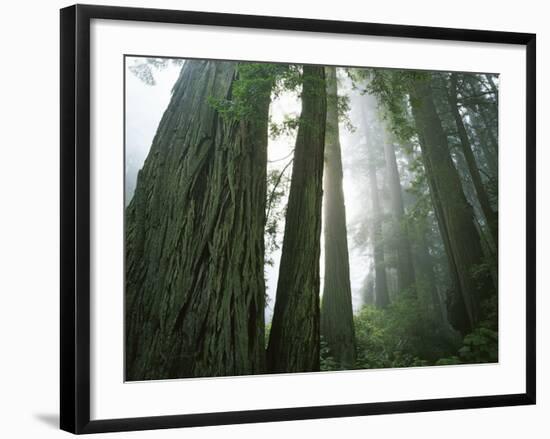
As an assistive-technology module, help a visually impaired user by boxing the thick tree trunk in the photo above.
[382,131,416,294]
[410,77,494,334]
[320,67,356,369]
[267,65,327,373]
[448,74,498,248]
[125,60,271,380]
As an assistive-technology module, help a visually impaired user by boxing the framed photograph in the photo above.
[60,4,536,434]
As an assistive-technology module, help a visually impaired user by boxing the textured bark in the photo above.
[125,60,271,380]
[410,78,494,334]
[382,132,416,294]
[267,66,327,373]
[320,67,356,368]
[448,74,498,248]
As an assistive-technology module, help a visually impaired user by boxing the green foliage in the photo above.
[269,115,300,139]
[436,326,498,366]
[353,288,498,370]
[209,63,301,123]
[265,165,291,266]
[353,295,461,369]
[459,327,498,362]
[437,295,498,365]
[360,69,428,143]
[210,63,354,140]
[336,94,356,133]
[320,337,339,371]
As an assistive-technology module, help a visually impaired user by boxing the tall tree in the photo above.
[382,129,417,293]
[125,60,272,380]
[409,76,494,334]
[368,154,390,309]
[361,264,376,306]
[320,67,356,368]
[417,133,466,329]
[447,73,498,247]
[267,65,327,373]
[360,95,390,308]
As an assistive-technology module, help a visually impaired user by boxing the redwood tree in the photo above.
[320,67,356,368]
[125,60,272,380]
[409,76,494,334]
[267,65,327,373]
[382,130,417,294]
[361,95,390,309]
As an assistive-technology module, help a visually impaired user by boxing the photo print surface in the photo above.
[124,56,499,381]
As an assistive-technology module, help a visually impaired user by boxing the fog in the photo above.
[125,58,181,203]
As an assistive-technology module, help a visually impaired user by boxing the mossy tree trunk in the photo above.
[320,67,356,369]
[125,60,271,380]
[267,65,327,373]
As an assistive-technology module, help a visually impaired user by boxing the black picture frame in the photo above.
[60,4,536,434]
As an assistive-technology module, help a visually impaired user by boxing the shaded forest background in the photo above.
[125,57,498,380]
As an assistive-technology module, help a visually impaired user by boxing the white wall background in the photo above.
[0,0,547,437]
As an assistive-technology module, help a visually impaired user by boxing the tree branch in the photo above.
[266,158,294,221]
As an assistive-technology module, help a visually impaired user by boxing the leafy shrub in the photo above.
[353,294,461,369]
[437,296,499,365]
[321,291,498,371]
[320,337,339,371]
